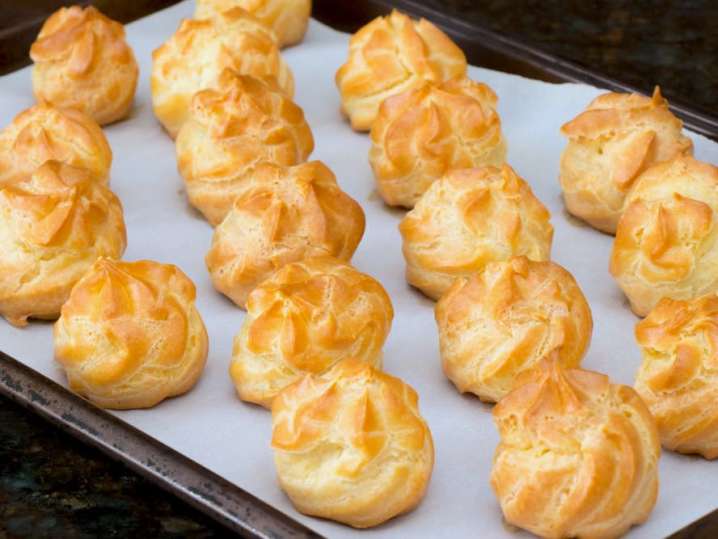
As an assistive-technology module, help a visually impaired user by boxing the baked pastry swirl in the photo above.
[0,161,126,327]
[369,77,506,208]
[30,6,139,125]
[195,0,311,48]
[176,70,314,225]
[54,258,208,409]
[560,87,692,234]
[272,358,434,528]
[336,9,467,131]
[230,256,393,407]
[399,165,553,300]
[151,9,294,138]
[491,359,660,539]
[206,162,365,309]
[0,104,111,186]
[435,256,592,403]
[635,294,718,459]
[610,155,718,317]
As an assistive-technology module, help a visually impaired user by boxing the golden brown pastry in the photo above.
[30,6,139,125]
[272,358,433,528]
[610,155,718,317]
[491,359,660,539]
[176,70,314,225]
[435,256,592,403]
[54,258,208,409]
[206,161,365,309]
[399,165,553,300]
[230,256,393,407]
[0,161,126,327]
[336,9,467,131]
[151,9,294,138]
[635,294,718,459]
[369,77,506,208]
[560,87,693,234]
[0,104,111,186]
[195,0,311,48]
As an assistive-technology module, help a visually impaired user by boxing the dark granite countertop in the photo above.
[424,0,718,117]
[1,1,717,538]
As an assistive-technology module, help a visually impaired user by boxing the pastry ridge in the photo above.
[272,358,434,528]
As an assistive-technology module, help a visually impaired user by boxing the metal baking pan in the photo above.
[1,1,715,538]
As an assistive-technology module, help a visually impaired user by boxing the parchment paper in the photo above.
[1,2,717,537]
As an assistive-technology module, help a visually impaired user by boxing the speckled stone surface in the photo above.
[1,1,717,538]
[421,1,718,116]
[0,396,231,538]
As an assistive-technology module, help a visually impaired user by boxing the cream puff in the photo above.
[610,155,718,316]
[230,256,393,407]
[399,165,553,300]
[370,77,506,208]
[272,358,433,528]
[176,70,313,225]
[336,10,467,131]
[491,359,660,539]
[30,6,139,125]
[435,256,592,402]
[54,258,208,409]
[0,161,126,326]
[206,162,365,308]
[560,87,692,234]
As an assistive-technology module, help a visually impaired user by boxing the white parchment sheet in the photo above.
[2,2,718,537]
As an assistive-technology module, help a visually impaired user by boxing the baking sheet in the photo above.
[1,1,718,537]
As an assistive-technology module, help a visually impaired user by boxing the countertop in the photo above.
[1,0,717,537]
